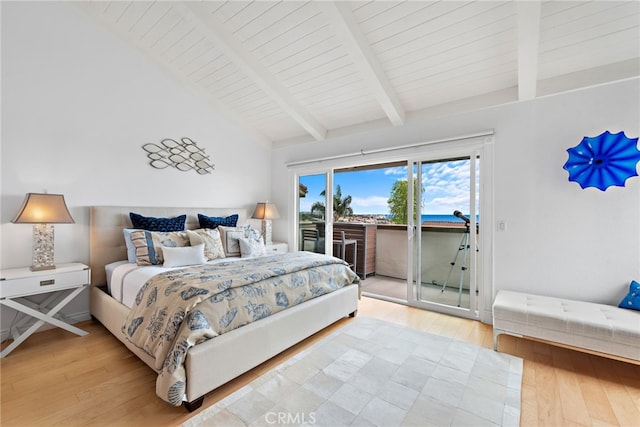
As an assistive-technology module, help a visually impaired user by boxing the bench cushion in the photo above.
[493,291,640,361]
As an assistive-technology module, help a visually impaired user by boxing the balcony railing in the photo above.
[298,222,475,292]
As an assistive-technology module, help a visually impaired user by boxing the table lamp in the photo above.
[251,202,280,245]
[12,192,75,271]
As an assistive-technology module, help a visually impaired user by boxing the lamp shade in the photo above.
[12,193,75,224]
[251,202,280,220]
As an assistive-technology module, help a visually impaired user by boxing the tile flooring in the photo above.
[183,317,522,427]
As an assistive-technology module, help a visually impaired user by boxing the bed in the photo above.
[89,206,359,411]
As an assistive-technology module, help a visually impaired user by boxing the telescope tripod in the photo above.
[441,224,477,307]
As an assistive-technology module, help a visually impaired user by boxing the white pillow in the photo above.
[162,244,206,267]
[239,236,267,258]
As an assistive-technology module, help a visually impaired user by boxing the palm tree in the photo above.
[310,201,325,218]
[320,185,353,221]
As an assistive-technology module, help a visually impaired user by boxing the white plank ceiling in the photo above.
[75,1,640,146]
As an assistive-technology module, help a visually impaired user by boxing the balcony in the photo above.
[298,221,477,308]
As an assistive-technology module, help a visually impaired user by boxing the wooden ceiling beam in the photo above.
[178,2,327,141]
[517,1,541,100]
[318,2,405,126]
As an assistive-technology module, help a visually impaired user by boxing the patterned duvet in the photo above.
[121,251,359,405]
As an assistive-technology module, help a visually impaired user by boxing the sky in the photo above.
[299,159,479,216]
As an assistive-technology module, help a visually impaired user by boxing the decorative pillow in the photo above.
[162,244,206,268]
[123,228,139,263]
[197,213,238,229]
[129,230,190,265]
[129,212,186,231]
[239,236,267,258]
[218,225,253,257]
[187,229,225,261]
[618,280,640,311]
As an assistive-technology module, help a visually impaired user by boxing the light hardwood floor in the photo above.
[1,296,638,426]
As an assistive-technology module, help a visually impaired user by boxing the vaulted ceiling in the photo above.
[76,1,640,147]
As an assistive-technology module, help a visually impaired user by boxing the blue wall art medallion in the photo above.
[143,137,214,175]
[563,130,640,191]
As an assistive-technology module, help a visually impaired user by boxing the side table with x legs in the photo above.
[0,262,90,358]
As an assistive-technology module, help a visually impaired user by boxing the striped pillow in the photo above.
[129,230,190,265]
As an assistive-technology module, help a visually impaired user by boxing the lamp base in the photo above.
[261,219,273,246]
[31,264,57,272]
[31,224,56,271]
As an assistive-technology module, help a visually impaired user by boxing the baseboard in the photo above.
[482,308,494,324]
[0,310,91,342]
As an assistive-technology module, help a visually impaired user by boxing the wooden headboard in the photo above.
[89,206,249,287]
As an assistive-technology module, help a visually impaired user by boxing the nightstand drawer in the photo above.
[266,242,288,253]
[1,269,89,299]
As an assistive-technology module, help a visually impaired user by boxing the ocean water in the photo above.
[421,214,477,223]
[354,213,478,223]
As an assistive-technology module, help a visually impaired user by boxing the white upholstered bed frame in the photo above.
[89,206,359,411]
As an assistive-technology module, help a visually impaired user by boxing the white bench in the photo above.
[492,290,640,363]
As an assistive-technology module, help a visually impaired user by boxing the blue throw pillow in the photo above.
[123,228,138,262]
[129,212,186,231]
[198,213,238,229]
[618,280,640,311]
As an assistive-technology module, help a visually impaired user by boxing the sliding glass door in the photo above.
[297,173,328,254]
[289,134,492,321]
[408,152,481,318]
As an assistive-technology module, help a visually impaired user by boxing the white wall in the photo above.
[272,79,640,312]
[1,1,638,336]
[1,2,271,331]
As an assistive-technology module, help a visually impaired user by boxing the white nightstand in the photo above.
[265,242,288,254]
[0,262,90,358]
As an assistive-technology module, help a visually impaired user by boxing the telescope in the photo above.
[453,210,470,224]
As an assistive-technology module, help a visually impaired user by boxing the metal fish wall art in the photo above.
[143,137,215,174]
